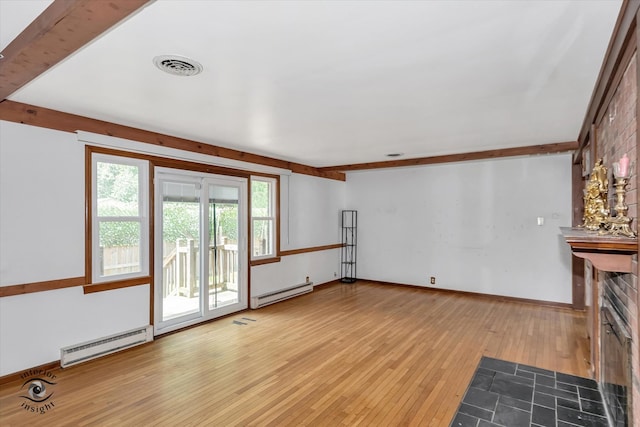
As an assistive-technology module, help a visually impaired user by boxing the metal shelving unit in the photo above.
[340,210,357,283]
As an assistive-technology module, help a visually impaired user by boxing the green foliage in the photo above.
[162,202,238,245]
[97,162,138,215]
[99,202,239,247]
[97,161,141,247]
[251,180,270,217]
[96,161,239,247]
[163,202,199,243]
[99,221,140,247]
[216,205,239,242]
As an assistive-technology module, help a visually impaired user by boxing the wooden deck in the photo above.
[0,281,590,426]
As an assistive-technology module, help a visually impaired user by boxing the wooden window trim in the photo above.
[85,145,257,295]
[250,243,345,267]
[1,243,345,296]
[83,276,151,294]
[87,145,253,179]
[250,257,282,266]
[4,147,337,297]
[0,277,86,298]
[250,175,280,261]
[88,151,150,287]
[278,243,344,257]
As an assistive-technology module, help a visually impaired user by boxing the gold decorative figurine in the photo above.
[582,159,609,231]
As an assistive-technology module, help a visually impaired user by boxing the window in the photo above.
[92,154,149,283]
[251,176,276,259]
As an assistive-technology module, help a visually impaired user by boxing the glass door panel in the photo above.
[207,184,239,311]
[155,168,247,335]
[160,180,201,323]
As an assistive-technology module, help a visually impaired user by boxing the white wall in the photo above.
[251,250,341,296]
[0,122,84,285]
[251,173,346,295]
[0,285,149,375]
[0,121,346,375]
[280,173,345,250]
[0,118,573,375]
[345,154,574,303]
[0,121,149,376]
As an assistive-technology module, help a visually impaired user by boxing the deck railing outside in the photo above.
[162,238,238,298]
[101,239,238,298]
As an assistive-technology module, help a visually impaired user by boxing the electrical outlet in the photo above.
[306,276,310,283]
[430,277,436,285]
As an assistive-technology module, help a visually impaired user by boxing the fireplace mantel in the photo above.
[560,227,638,273]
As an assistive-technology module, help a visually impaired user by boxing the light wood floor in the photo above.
[0,281,590,426]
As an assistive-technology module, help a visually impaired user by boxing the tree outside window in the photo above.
[251,177,276,258]
[93,154,148,282]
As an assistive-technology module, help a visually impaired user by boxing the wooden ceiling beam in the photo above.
[0,0,346,181]
[318,141,579,172]
[0,100,346,181]
[0,0,586,178]
[575,0,640,161]
[0,0,151,100]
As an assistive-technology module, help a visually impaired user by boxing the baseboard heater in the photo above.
[60,325,153,368]
[250,282,314,309]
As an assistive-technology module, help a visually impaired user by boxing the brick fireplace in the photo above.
[601,274,634,425]
[572,3,639,425]
[593,49,639,426]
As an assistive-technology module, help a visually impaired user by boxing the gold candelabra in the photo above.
[605,176,637,237]
[582,156,637,238]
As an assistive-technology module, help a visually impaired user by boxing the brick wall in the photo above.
[595,52,639,425]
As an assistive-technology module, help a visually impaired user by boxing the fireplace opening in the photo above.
[601,301,632,426]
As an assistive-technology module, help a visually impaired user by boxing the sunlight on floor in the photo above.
[163,290,239,320]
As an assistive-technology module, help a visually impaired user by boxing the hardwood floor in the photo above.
[0,281,590,426]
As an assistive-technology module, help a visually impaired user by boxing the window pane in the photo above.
[252,219,273,257]
[99,221,141,276]
[251,180,271,217]
[97,162,139,216]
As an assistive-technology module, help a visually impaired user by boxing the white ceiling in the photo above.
[1,0,622,168]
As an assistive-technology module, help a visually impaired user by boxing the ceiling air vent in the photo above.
[153,55,203,77]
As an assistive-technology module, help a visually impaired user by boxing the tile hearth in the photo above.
[450,357,608,427]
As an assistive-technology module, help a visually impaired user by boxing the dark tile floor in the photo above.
[450,357,609,427]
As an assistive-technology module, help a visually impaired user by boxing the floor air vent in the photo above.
[61,325,153,368]
[250,282,313,309]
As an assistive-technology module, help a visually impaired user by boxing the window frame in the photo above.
[250,175,278,261]
[90,152,150,284]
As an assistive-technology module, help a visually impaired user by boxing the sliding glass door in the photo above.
[154,168,247,334]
